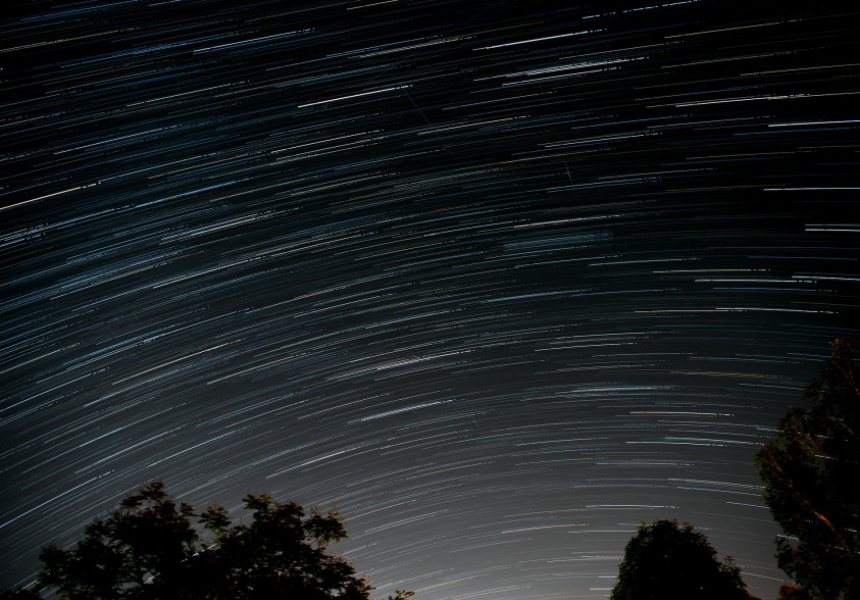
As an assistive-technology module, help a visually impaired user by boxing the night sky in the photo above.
[2,1,858,598]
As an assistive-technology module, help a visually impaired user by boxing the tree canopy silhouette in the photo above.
[8,482,411,600]
[610,519,759,600]
[778,584,816,600]
[755,338,860,600]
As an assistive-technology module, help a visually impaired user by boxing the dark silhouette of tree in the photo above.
[0,590,41,599]
[17,481,412,600]
[755,339,860,600]
[610,519,760,600]
[779,584,816,600]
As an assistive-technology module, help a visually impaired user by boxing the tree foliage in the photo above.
[0,590,42,600]
[778,584,816,600]
[19,482,411,600]
[610,519,759,600]
[755,339,860,600]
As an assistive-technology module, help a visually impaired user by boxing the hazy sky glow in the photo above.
[1,2,858,598]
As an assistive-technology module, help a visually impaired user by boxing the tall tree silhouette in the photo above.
[755,339,860,600]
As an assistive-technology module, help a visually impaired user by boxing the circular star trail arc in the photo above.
[1,1,858,598]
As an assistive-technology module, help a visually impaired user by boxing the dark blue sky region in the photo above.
[1,1,858,598]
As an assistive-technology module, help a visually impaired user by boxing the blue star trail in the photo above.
[1,1,858,599]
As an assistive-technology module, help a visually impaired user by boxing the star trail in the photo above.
[1,1,858,598]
